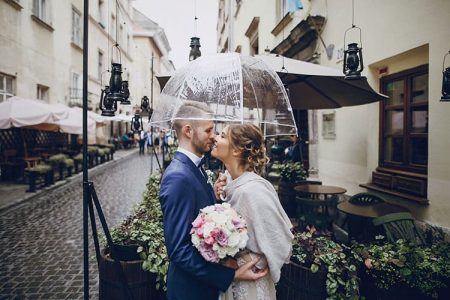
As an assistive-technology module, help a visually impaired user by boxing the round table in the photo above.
[337,201,409,219]
[337,201,410,242]
[294,184,347,199]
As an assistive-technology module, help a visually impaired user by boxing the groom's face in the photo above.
[191,120,215,155]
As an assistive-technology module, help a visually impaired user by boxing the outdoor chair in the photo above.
[349,192,384,205]
[296,196,335,231]
[372,212,425,245]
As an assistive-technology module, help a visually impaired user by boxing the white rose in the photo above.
[202,222,215,237]
[227,232,240,248]
[191,234,200,247]
[238,233,249,249]
[202,206,215,214]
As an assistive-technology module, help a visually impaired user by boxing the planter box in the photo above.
[99,248,166,300]
[276,261,327,300]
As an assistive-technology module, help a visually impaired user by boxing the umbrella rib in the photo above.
[303,79,342,108]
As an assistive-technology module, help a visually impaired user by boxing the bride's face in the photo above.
[211,126,233,162]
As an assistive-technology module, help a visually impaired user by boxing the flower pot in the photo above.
[111,244,141,261]
[99,248,167,300]
[276,261,327,300]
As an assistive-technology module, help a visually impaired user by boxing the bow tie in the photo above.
[197,155,207,168]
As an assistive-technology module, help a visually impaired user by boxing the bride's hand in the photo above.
[220,258,238,270]
[214,173,227,200]
[234,257,269,281]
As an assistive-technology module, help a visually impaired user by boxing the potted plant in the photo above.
[100,173,168,300]
[278,162,307,217]
[352,236,450,299]
[277,227,362,300]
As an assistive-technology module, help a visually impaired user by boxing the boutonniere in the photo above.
[205,169,216,187]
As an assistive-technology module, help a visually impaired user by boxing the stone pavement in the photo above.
[0,149,163,299]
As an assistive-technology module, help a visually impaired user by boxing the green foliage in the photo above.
[63,158,74,168]
[352,236,450,298]
[279,162,307,183]
[291,228,362,300]
[110,172,168,291]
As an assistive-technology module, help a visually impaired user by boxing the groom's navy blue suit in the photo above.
[160,152,235,300]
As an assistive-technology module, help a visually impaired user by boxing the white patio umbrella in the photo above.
[0,96,68,129]
[56,107,96,136]
[150,53,297,137]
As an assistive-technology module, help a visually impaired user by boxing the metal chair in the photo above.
[372,212,425,245]
[349,192,384,205]
[296,196,335,231]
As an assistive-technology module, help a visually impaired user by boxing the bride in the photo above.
[212,123,293,300]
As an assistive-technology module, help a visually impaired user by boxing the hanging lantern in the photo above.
[189,37,201,61]
[108,63,124,103]
[343,26,364,80]
[131,113,143,132]
[141,95,149,112]
[441,51,450,101]
[121,80,131,105]
[99,86,117,117]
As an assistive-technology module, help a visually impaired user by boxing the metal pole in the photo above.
[150,54,154,172]
[82,0,89,299]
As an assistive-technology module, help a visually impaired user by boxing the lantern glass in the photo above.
[441,67,450,101]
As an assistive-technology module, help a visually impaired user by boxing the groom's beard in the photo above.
[192,131,211,155]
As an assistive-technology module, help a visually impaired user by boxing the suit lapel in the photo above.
[174,152,215,205]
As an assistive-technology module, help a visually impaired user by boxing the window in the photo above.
[37,84,49,102]
[380,65,428,173]
[33,0,50,23]
[0,73,15,102]
[98,51,103,80]
[71,73,81,98]
[276,0,303,22]
[72,8,82,47]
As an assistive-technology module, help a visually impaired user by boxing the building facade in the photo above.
[0,0,172,125]
[217,0,450,230]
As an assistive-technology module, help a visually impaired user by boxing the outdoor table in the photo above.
[337,201,410,242]
[294,184,347,200]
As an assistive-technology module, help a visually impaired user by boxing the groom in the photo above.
[159,101,267,300]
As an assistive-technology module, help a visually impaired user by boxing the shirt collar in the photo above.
[177,147,203,167]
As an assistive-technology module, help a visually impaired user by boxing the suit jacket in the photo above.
[160,152,235,300]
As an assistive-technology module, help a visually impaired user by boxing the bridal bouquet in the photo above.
[191,203,248,263]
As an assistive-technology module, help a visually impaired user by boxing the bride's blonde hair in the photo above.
[227,123,269,176]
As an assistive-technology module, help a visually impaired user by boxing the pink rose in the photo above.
[196,228,204,238]
[199,242,219,262]
[192,215,204,228]
[204,236,215,245]
[216,230,229,247]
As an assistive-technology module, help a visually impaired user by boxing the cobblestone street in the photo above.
[0,151,159,299]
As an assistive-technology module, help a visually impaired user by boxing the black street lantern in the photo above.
[99,86,117,117]
[189,37,201,61]
[121,80,131,105]
[441,51,450,101]
[108,63,125,102]
[343,26,364,80]
[141,95,149,112]
[131,113,143,132]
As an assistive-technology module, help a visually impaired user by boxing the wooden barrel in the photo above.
[99,248,166,300]
[276,261,327,300]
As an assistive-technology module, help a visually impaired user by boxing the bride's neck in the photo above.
[224,159,246,180]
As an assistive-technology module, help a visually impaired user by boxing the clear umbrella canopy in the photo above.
[150,53,297,137]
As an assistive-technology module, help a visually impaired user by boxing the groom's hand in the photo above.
[234,257,269,281]
[214,173,227,200]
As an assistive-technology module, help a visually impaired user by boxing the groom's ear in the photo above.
[182,124,193,139]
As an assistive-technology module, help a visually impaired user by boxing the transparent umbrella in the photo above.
[150,53,297,137]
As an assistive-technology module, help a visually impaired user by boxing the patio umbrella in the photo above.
[0,96,68,129]
[151,53,297,137]
[157,55,388,110]
[255,55,388,109]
